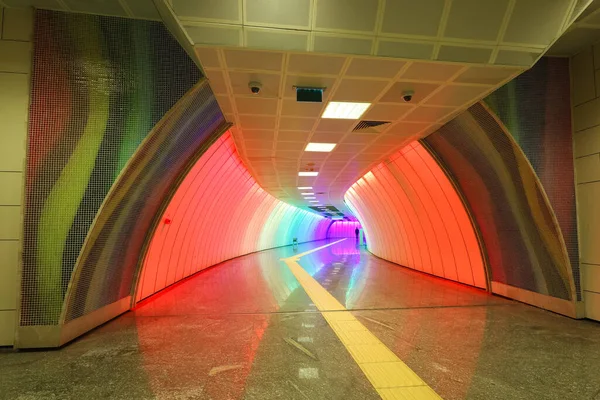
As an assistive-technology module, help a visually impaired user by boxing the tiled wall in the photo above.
[571,44,600,321]
[22,10,201,327]
[0,7,32,346]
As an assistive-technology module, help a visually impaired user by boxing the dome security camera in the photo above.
[402,89,415,102]
[249,81,262,94]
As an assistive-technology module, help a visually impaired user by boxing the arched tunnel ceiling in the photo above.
[178,0,581,215]
[194,48,523,216]
[2,0,587,215]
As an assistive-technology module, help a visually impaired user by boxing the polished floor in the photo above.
[2,239,600,399]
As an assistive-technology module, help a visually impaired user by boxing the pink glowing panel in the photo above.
[136,132,330,302]
[327,220,362,239]
[345,141,486,289]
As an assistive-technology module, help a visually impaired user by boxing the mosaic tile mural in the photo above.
[23,10,202,325]
[424,58,577,300]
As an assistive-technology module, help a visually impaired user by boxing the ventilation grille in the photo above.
[353,120,391,133]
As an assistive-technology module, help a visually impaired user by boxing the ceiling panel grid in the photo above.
[196,45,523,214]
[177,0,579,67]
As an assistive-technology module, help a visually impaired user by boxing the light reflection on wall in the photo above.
[136,132,330,302]
[345,141,487,289]
[327,220,361,238]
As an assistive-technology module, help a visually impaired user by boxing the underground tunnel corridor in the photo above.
[3,2,600,399]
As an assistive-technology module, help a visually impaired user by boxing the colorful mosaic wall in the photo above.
[484,57,580,298]
[424,57,577,300]
[23,10,201,325]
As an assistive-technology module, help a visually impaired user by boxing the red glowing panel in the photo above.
[345,141,486,289]
[136,132,330,302]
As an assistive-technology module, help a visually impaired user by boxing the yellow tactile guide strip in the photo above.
[281,239,442,400]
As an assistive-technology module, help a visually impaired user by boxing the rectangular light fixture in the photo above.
[299,171,318,177]
[305,142,336,152]
[301,192,314,196]
[304,196,316,199]
[332,217,343,220]
[298,186,312,189]
[321,101,370,119]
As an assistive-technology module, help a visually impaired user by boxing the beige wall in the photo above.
[572,43,600,321]
[0,7,32,346]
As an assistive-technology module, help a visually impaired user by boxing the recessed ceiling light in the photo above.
[321,102,370,119]
[299,171,318,177]
[304,196,316,199]
[309,201,319,203]
[298,186,312,189]
[305,142,336,152]
[301,192,314,196]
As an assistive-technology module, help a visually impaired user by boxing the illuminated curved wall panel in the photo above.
[135,132,330,302]
[345,142,487,289]
[327,221,361,238]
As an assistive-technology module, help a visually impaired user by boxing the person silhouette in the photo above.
[355,227,359,239]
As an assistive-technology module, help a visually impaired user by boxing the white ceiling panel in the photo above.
[454,66,520,85]
[495,50,541,66]
[310,132,346,142]
[425,84,491,107]
[314,0,379,33]
[313,34,373,56]
[245,28,309,51]
[444,0,509,41]
[332,79,389,102]
[238,115,277,129]
[288,54,346,75]
[195,47,222,68]
[403,106,455,122]
[245,0,311,28]
[277,130,311,142]
[437,45,493,63]
[245,140,275,150]
[385,121,432,136]
[204,70,229,94]
[381,0,445,37]
[173,0,241,22]
[362,104,414,121]
[315,119,357,132]
[376,40,435,59]
[281,100,325,117]
[279,117,316,131]
[400,62,464,82]
[345,58,407,79]
[184,24,242,46]
[224,49,282,71]
[241,130,276,141]
[504,0,571,45]
[341,133,378,144]
[216,96,234,114]
[235,97,278,115]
